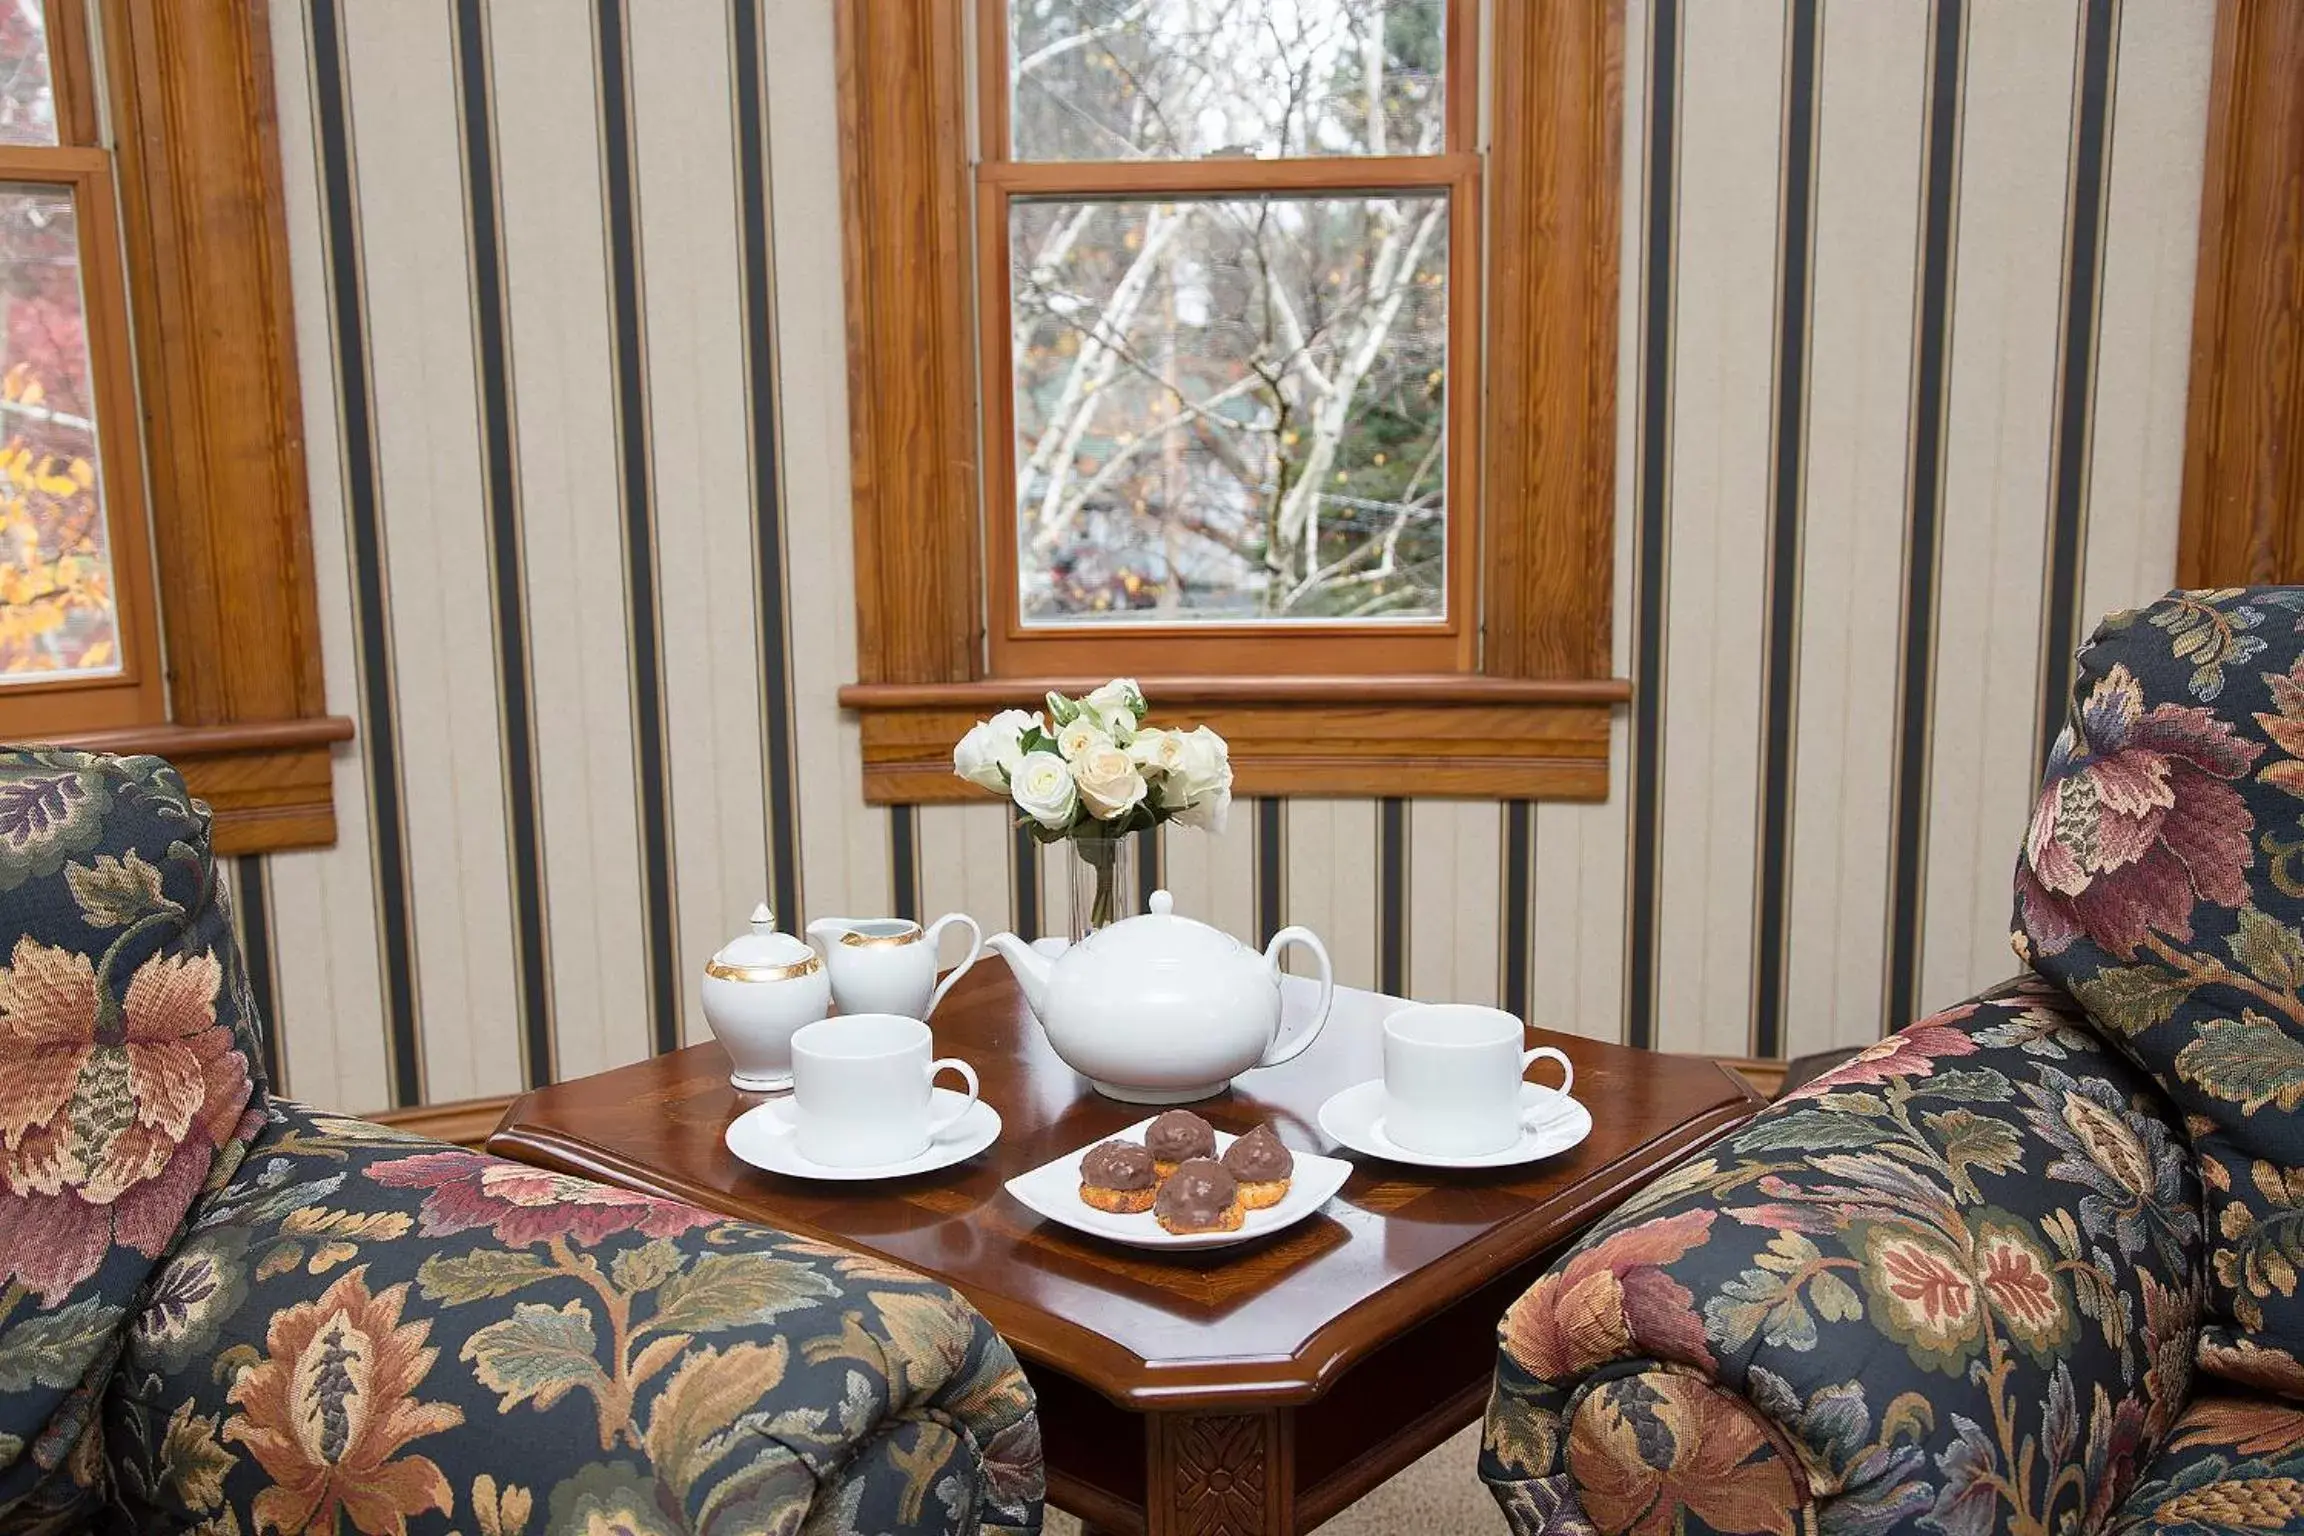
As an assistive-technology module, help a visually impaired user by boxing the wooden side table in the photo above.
[488,967,1759,1534]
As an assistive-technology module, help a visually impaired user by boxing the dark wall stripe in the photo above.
[1883,0,1968,1036]
[596,0,681,1056]
[236,855,285,1093]
[891,807,920,923]
[1623,0,1681,1053]
[1377,798,1408,995]
[2036,0,2120,763]
[1010,820,1039,937]
[309,0,423,1106]
[1751,0,1821,1060]
[1502,801,1533,1020]
[1135,824,1162,907]
[1254,798,1285,949]
[456,0,555,1088]
[730,0,802,929]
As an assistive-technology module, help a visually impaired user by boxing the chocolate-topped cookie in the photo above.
[1219,1124,1294,1209]
[1153,1157,1245,1234]
[1145,1109,1216,1174]
[1078,1139,1159,1214]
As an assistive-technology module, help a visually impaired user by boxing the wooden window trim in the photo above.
[20,0,352,853]
[2176,0,2304,588]
[836,0,1625,802]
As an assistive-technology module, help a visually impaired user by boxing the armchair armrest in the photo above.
[106,1099,1044,1535]
[1481,975,2205,1536]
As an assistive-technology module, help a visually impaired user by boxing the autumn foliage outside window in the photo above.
[980,0,1479,677]
[0,0,161,728]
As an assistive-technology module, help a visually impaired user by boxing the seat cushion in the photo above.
[0,749,269,1527]
[2108,1392,2304,1533]
[2015,589,2304,1395]
[105,1098,1044,1535]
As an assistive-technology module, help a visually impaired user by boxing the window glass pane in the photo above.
[0,184,119,682]
[1009,0,1444,162]
[1011,192,1448,625]
[0,3,57,148]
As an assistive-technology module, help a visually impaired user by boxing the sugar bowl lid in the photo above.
[709,903,818,976]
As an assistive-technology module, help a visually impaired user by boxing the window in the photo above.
[983,0,1475,676]
[837,0,1623,800]
[0,0,351,850]
[0,0,162,735]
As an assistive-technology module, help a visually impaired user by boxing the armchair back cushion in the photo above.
[0,748,269,1524]
[2016,588,2304,1396]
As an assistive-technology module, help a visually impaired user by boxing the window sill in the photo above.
[47,715,355,853]
[838,675,1630,802]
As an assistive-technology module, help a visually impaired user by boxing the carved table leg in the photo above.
[1143,1410,1294,1536]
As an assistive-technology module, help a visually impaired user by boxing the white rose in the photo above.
[1073,742,1148,820]
[1128,727,1189,778]
[1080,678,1145,739]
[1158,725,1231,805]
[1010,751,1078,829]
[1056,718,1109,761]
[952,708,1039,790]
[1173,779,1232,835]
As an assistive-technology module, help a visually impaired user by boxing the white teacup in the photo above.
[790,1014,981,1168]
[1380,1003,1574,1158]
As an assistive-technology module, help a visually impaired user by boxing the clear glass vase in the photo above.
[1067,834,1137,943]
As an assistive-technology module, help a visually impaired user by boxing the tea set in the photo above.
[703,892,1589,1237]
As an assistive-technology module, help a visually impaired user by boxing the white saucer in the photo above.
[1005,1117,1352,1251]
[1315,1079,1592,1169]
[725,1089,1001,1181]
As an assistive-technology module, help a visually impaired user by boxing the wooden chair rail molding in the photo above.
[32,0,351,854]
[835,0,1627,803]
[2177,0,2304,588]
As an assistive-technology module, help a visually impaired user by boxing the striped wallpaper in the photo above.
[240,0,2213,1111]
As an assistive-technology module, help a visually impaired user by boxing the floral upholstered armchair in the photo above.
[0,748,1043,1535]
[1482,589,2304,1535]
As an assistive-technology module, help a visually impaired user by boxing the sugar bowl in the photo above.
[699,903,831,1091]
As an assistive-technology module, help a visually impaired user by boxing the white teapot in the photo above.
[699,904,830,1092]
[984,891,1333,1104]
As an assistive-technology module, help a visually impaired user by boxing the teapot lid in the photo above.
[712,903,815,969]
[1079,889,1244,965]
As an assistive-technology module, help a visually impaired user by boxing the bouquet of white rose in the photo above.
[951,678,1232,930]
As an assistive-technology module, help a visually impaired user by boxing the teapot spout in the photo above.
[984,932,1052,1020]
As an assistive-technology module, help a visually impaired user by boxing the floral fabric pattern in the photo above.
[1481,977,2207,1535]
[2015,590,2304,1395]
[106,1102,1045,1536]
[0,748,1043,1534]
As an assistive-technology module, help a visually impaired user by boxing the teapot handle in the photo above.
[1254,926,1333,1070]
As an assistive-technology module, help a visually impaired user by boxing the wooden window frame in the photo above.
[975,0,1480,678]
[2177,0,2304,588]
[836,0,1626,802]
[0,0,350,852]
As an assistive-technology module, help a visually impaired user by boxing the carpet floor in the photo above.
[1043,1421,1508,1534]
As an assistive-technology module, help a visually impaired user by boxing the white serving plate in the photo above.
[1004,1116,1352,1251]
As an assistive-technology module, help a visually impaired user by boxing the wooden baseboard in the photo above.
[368,1094,514,1150]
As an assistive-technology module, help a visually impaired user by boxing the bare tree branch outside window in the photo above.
[1003,0,1451,626]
